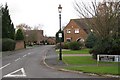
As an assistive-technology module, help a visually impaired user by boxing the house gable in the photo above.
[64,19,89,42]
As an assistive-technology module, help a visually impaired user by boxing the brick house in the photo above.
[24,30,44,44]
[44,37,56,45]
[63,19,90,42]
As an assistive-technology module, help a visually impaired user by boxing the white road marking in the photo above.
[15,58,21,62]
[0,63,11,70]
[23,54,27,57]
[27,53,31,55]
[3,68,26,77]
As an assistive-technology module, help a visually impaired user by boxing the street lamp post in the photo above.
[58,4,62,60]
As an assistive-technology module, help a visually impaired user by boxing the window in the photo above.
[66,38,71,42]
[66,29,71,33]
[75,29,79,33]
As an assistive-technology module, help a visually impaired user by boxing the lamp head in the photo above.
[58,4,62,13]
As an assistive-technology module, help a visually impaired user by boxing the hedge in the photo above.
[68,41,81,50]
[2,38,16,51]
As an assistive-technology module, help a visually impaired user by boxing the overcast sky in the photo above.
[0,0,103,36]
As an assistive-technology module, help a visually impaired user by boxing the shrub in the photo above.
[85,33,97,48]
[68,41,81,50]
[2,38,16,51]
[90,38,120,59]
[15,29,24,40]
[63,42,69,49]
[56,42,83,50]
[55,43,64,49]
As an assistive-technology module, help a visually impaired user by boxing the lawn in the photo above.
[56,48,90,54]
[63,56,119,75]
[63,56,97,65]
[65,66,119,75]
[63,56,119,65]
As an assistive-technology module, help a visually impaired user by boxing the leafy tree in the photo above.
[15,29,24,40]
[2,3,15,39]
[85,33,97,48]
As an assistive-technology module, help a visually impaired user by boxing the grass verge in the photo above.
[64,66,119,75]
[63,56,119,75]
[56,48,90,54]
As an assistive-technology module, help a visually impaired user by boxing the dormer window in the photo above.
[75,29,79,33]
[67,29,71,33]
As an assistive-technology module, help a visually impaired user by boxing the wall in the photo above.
[15,41,24,50]
[47,38,56,45]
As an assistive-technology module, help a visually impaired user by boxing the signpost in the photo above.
[97,55,120,62]
[59,33,62,38]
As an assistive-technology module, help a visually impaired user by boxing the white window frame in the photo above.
[75,29,79,33]
[66,38,71,42]
[66,29,71,34]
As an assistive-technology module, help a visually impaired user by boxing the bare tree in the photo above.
[74,0,120,39]
[16,23,31,31]
[33,24,43,30]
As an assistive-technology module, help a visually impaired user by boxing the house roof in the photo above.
[70,18,92,34]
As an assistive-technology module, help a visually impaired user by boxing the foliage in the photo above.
[2,3,15,39]
[85,33,97,48]
[74,1,120,58]
[55,43,64,49]
[0,6,2,38]
[63,42,69,49]
[2,38,16,51]
[90,38,120,59]
[56,41,83,50]
[68,41,81,50]
[15,29,24,40]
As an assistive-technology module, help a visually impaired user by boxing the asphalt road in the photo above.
[1,45,101,78]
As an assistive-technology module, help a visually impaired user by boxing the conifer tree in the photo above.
[85,33,96,48]
[15,29,24,40]
[0,5,2,38]
[2,3,15,39]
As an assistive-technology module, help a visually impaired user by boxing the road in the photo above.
[1,45,100,78]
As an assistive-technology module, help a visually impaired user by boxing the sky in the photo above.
[0,0,103,36]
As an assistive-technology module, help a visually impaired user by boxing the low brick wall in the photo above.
[15,41,25,50]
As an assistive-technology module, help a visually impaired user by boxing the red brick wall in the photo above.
[47,38,56,44]
[64,20,88,42]
[15,41,24,50]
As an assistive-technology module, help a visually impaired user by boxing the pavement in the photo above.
[44,47,67,68]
